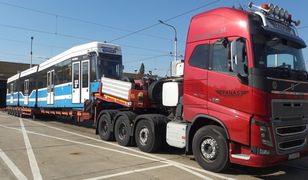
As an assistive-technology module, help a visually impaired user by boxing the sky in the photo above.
[0,0,307,76]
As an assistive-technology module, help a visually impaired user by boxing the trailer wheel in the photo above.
[98,114,114,141]
[192,125,229,172]
[115,115,132,146]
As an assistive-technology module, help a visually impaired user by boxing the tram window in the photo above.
[62,61,71,84]
[82,61,89,88]
[10,83,14,93]
[55,63,62,85]
[91,56,97,81]
[73,63,79,88]
[39,72,47,88]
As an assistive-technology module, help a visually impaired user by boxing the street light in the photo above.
[158,20,177,61]
[30,36,34,68]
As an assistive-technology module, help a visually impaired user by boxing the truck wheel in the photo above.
[135,120,161,153]
[98,114,114,141]
[192,125,229,172]
[115,115,132,146]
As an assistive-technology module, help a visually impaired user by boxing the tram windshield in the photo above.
[96,53,122,79]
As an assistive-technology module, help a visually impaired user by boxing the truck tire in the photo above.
[98,113,114,141]
[192,125,229,172]
[135,120,161,153]
[115,115,132,146]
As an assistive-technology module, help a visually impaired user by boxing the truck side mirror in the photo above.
[231,38,248,84]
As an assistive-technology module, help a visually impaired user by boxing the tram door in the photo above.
[47,70,55,105]
[24,79,29,105]
[81,60,90,102]
[72,62,80,104]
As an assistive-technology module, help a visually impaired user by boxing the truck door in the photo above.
[183,42,210,120]
[24,79,29,105]
[47,70,55,105]
[81,60,90,103]
[72,61,80,104]
[207,38,252,144]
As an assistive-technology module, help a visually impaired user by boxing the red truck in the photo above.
[7,2,308,172]
[94,3,308,172]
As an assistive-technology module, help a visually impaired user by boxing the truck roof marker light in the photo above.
[249,2,271,14]
[274,5,280,15]
[261,4,269,10]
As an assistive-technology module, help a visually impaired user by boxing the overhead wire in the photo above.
[0,0,221,53]
[109,0,221,42]
[0,0,220,67]
[0,1,175,42]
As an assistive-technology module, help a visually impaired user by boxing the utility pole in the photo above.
[158,20,177,61]
[30,36,34,68]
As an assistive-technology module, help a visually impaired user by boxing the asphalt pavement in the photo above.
[0,111,307,180]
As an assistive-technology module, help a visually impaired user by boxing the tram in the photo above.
[6,42,122,109]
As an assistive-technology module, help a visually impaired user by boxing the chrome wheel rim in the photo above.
[201,137,218,161]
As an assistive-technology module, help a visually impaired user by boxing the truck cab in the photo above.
[183,3,308,171]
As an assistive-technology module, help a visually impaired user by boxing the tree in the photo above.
[138,63,145,75]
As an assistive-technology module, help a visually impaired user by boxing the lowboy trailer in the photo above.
[7,2,308,172]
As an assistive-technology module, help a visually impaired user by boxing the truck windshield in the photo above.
[253,33,306,72]
[97,53,122,79]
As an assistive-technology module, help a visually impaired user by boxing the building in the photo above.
[0,61,32,108]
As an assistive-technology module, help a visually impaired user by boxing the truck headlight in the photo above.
[259,125,273,147]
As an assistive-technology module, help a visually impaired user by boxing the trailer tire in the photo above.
[115,115,132,146]
[192,125,229,172]
[98,114,114,141]
[135,120,160,153]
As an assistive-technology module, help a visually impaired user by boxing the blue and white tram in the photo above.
[6,41,122,110]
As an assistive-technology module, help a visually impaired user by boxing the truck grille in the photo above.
[278,139,306,150]
[276,124,307,136]
[271,100,308,155]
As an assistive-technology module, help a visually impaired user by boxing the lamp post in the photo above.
[30,36,34,68]
[158,20,177,61]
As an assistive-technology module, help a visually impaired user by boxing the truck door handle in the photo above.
[211,98,220,103]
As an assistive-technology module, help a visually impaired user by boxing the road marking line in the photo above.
[84,164,171,180]
[19,118,43,180]
[0,123,213,180]
[0,148,28,180]
[26,119,233,180]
